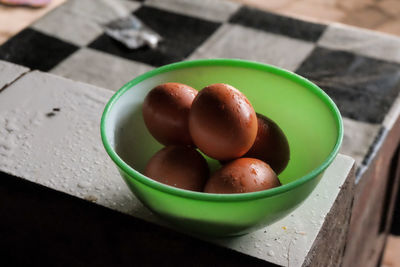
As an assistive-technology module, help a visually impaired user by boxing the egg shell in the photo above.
[144,146,209,192]
[142,83,197,146]
[189,83,257,160]
[204,158,280,194]
[244,113,290,174]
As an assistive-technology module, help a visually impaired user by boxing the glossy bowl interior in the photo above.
[101,59,343,236]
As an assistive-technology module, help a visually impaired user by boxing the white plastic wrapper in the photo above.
[105,15,162,49]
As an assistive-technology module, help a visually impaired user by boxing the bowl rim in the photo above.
[101,58,343,201]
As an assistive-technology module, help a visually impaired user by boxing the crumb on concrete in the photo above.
[84,195,98,202]
[46,112,56,117]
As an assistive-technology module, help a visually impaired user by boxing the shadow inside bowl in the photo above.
[115,104,162,174]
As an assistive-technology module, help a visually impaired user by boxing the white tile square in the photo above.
[189,24,315,71]
[318,23,400,64]
[340,117,381,167]
[50,48,153,90]
[32,0,141,46]
[383,93,400,129]
[145,0,240,22]
[64,0,141,24]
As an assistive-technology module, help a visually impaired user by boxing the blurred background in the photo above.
[231,0,400,36]
[0,0,399,266]
[1,0,399,45]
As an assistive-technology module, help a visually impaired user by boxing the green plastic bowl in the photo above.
[101,59,343,236]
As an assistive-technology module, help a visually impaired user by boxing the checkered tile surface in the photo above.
[1,0,400,181]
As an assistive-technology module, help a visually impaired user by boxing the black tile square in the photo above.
[0,28,79,72]
[296,46,400,124]
[229,6,326,42]
[89,6,221,67]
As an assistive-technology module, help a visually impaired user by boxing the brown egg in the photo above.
[142,83,198,146]
[189,83,257,161]
[144,146,209,192]
[244,113,290,175]
[204,158,280,194]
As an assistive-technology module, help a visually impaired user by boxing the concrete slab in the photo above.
[0,70,354,266]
